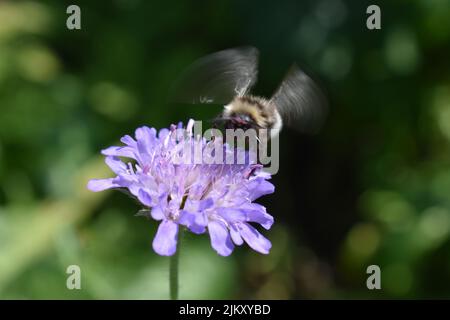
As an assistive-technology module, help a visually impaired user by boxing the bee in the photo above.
[172,46,328,138]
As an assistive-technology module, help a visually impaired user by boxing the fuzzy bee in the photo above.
[172,46,328,138]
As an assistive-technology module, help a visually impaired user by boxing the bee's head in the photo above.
[229,113,256,129]
[213,112,258,131]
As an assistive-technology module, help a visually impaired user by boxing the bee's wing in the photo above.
[171,46,259,104]
[271,64,328,134]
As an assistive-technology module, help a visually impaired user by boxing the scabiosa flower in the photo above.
[87,119,275,256]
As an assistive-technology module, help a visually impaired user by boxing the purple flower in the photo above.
[87,120,275,256]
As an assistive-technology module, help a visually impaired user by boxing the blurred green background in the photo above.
[1,0,450,299]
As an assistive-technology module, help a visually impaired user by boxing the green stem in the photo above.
[169,232,181,300]
[170,197,187,300]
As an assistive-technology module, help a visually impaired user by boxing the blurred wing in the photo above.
[171,46,259,104]
[271,64,328,134]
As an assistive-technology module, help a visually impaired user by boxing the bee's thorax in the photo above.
[223,95,282,135]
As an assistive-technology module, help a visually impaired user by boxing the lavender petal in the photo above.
[208,220,234,256]
[238,222,272,254]
[152,219,179,256]
[87,178,120,192]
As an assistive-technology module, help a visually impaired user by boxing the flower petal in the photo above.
[239,203,274,230]
[135,126,157,143]
[247,211,274,230]
[152,220,179,256]
[136,173,158,191]
[87,178,120,192]
[217,208,246,222]
[136,127,156,152]
[138,189,153,207]
[247,178,275,200]
[178,211,206,234]
[238,223,271,254]
[150,205,165,221]
[101,146,135,159]
[184,198,214,213]
[199,198,214,211]
[208,220,234,256]
[158,128,170,139]
[230,224,243,245]
[120,134,137,147]
[107,174,139,195]
[105,156,127,174]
